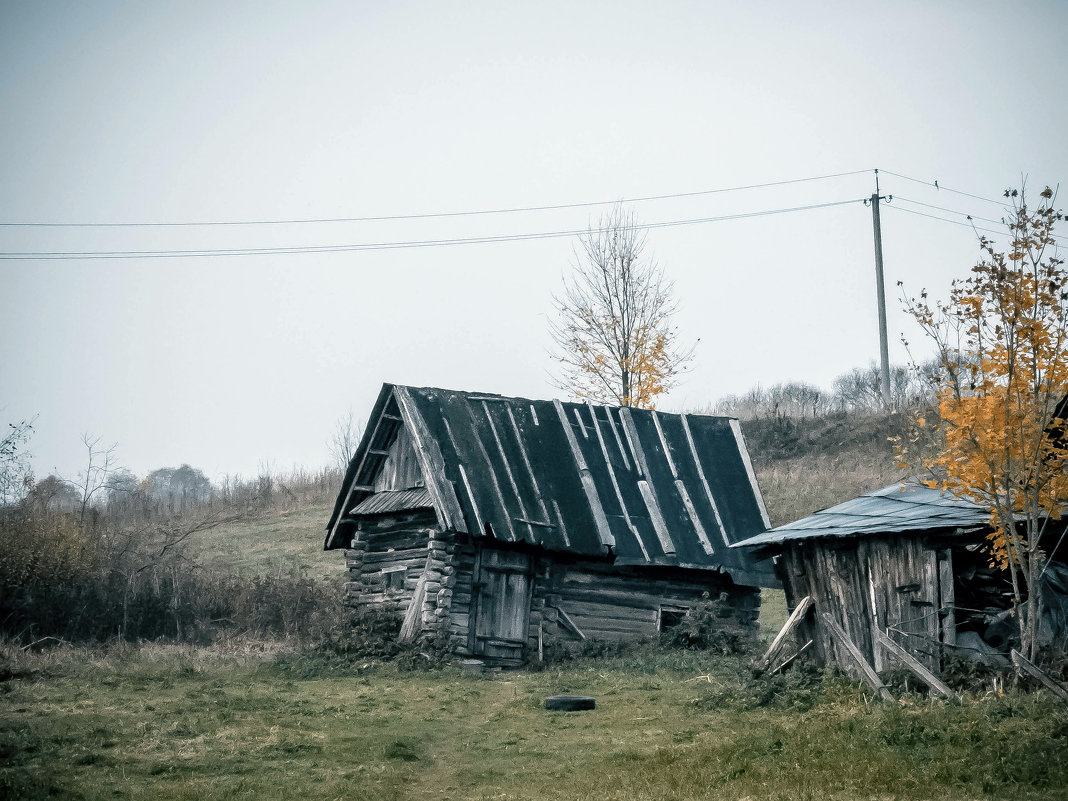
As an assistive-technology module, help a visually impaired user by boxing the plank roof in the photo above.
[732,482,991,550]
[326,384,777,586]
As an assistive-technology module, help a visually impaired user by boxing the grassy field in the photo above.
[2,643,1067,801]
[194,504,340,580]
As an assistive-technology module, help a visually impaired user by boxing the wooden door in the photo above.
[472,549,532,662]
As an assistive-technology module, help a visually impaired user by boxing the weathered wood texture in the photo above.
[756,595,812,673]
[875,629,955,699]
[373,425,425,492]
[540,563,758,645]
[821,612,893,700]
[779,535,942,671]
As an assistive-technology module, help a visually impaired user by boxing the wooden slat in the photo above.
[681,416,731,549]
[506,405,552,526]
[1011,649,1068,702]
[393,386,468,533]
[556,606,587,640]
[586,402,648,560]
[938,549,956,648]
[638,480,675,554]
[729,418,772,529]
[399,556,432,641]
[821,612,893,701]
[756,595,812,673]
[463,402,516,540]
[875,630,956,699]
[481,400,534,541]
[553,399,614,548]
[603,406,632,470]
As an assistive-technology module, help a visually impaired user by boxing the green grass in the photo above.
[194,504,340,579]
[3,643,1066,801]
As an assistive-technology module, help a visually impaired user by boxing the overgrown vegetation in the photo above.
[1,642,1066,801]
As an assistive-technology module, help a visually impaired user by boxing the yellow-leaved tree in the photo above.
[550,204,694,409]
[901,185,1067,660]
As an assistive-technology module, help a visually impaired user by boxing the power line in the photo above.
[0,169,871,228]
[883,203,1068,249]
[0,198,865,260]
[879,170,1009,207]
[892,196,1005,226]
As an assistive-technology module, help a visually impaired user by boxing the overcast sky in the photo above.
[2,0,1066,483]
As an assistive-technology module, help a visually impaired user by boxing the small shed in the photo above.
[325,384,779,665]
[734,483,1068,676]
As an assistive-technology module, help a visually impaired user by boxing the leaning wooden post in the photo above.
[755,595,813,674]
[1011,649,1068,703]
[820,612,893,702]
[874,629,956,699]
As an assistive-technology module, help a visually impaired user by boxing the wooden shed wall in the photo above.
[780,534,944,672]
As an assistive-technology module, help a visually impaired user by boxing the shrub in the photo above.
[659,593,756,655]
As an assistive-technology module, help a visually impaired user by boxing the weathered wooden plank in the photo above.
[562,602,658,623]
[728,418,772,529]
[638,480,676,554]
[756,595,813,673]
[482,400,535,541]
[939,549,956,648]
[675,479,715,556]
[1011,650,1068,702]
[603,407,632,470]
[821,612,893,701]
[507,404,552,525]
[399,558,431,642]
[875,630,956,699]
[556,606,587,640]
[553,399,614,548]
[393,386,468,533]
[679,414,730,550]
[586,401,648,560]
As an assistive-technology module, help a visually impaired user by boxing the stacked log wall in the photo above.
[343,510,441,619]
[538,562,759,645]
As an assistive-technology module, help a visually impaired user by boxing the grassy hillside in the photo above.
[193,503,340,580]
[3,644,1065,801]
[745,412,907,527]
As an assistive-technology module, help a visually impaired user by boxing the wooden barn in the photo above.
[734,483,1068,681]
[325,384,779,665]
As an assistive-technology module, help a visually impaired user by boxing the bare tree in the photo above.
[329,407,363,470]
[550,204,694,408]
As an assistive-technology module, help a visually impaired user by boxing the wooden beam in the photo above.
[1011,649,1068,703]
[394,386,468,534]
[680,414,731,549]
[756,595,813,673]
[586,402,648,561]
[729,418,772,529]
[556,606,587,641]
[820,612,893,701]
[874,630,956,699]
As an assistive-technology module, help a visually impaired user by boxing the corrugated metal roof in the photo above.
[732,482,991,549]
[326,384,777,585]
[349,487,433,516]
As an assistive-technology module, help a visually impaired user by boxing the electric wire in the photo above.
[879,170,1011,207]
[0,198,865,260]
[884,203,1068,248]
[891,196,1005,227]
[0,169,872,228]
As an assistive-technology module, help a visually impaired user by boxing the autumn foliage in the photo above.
[901,185,1067,658]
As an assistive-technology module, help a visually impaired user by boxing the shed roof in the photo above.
[326,384,777,586]
[732,482,991,549]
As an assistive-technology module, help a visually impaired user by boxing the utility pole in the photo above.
[868,169,892,410]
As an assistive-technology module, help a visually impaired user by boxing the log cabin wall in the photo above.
[537,562,759,646]
[344,509,444,619]
[780,534,943,672]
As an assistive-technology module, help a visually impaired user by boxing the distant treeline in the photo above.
[707,361,934,421]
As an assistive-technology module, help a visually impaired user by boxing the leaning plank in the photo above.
[820,612,893,701]
[875,630,956,699]
[756,595,813,673]
[556,606,587,641]
[398,558,431,642]
[1011,649,1068,703]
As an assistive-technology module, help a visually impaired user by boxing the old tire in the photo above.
[544,695,596,711]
